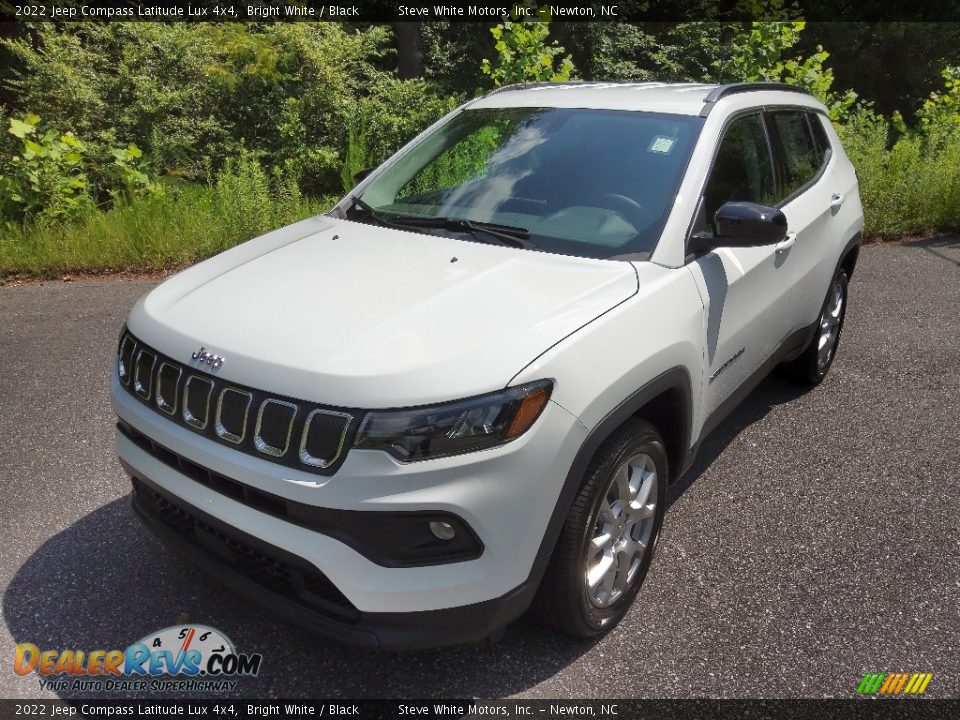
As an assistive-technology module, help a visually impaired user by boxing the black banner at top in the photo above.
[2,0,960,23]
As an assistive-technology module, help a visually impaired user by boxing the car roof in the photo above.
[470,81,825,117]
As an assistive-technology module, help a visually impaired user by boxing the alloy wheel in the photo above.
[818,277,845,371]
[585,452,658,608]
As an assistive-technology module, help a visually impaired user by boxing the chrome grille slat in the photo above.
[117,331,355,475]
[300,409,353,469]
[133,349,156,400]
[254,399,298,457]
[118,336,137,385]
[183,375,214,430]
[215,388,253,445]
[155,361,182,416]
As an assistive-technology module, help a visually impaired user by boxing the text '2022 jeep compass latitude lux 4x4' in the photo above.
[113,82,863,649]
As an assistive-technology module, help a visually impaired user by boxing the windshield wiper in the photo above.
[457,218,533,249]
[346,198,533,249]
[346,195,407,230]
[393,216,534,249]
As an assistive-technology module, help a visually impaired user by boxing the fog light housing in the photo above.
[429,521,456,541]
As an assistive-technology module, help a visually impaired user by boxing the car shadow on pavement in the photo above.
[902,232,960,268]
[3,496,597,699]
[666,374,809,508]
[5,375,805,700]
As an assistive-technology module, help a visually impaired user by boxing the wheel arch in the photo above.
[839,232,862,279]
[527,367,693,588]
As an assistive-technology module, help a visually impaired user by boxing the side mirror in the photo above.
[713,201,787,246]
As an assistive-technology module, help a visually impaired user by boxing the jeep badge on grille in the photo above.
[191,346,225,370]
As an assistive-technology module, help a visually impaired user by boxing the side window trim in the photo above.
[766,109,833,209]
[760,111,782,201]
[805,111,834,165]
[683,109,778,260]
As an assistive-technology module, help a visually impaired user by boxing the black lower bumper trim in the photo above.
[125,464,537,650]
[117,419,483,567]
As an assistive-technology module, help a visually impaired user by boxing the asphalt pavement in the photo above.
[1,237,958,700]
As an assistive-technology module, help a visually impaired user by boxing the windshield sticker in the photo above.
[649,136,676,154]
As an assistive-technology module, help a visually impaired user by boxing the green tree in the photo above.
[340,79,460,191]
[481,14,575,87]
[916,66,960,135]
[1,23,396,194]
[715,22,857,121]
[0,113,157,221]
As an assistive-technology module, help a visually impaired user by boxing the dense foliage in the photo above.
[1,19,959,275]
[480,17,575,86]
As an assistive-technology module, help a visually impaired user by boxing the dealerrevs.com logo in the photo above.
[14,625,262,693]
[856,672,934,696]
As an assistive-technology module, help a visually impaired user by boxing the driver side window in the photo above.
[700,113,776,235]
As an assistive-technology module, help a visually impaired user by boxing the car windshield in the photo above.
[346,106,704,260]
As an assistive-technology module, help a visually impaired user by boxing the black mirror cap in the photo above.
[714,201,788,246]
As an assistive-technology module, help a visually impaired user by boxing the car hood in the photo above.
[128,216,638,408]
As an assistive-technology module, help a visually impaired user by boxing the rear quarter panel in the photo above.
[792,118,865,325]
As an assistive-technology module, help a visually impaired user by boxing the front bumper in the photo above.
[128,469,534,650]
[112,370,587,647]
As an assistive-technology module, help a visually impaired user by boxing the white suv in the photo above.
[112,82,863,649]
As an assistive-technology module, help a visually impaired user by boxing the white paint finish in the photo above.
[113,83,864,620]
[787,117,865,327]
[128,216,638,408]
[471,82,718,115]
[511,262,707,440]
[116,396,587,612]
[686,242,793,421]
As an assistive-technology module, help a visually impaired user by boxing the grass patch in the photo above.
[0,183,336,279]
[6,119,960,277]
[841,117,960,238]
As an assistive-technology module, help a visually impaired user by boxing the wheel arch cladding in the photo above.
[529,367,693,578]
[631,386,688,484]
[840,233,861,279]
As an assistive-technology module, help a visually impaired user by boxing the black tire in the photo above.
[779,268,849,386]
[535,418,667,639]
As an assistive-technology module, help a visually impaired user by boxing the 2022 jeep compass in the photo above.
[113,82,863,649]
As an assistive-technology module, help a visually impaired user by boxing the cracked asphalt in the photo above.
[1,237,958,700]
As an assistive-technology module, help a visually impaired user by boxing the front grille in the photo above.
[117,331,357,475]
[132,476,359,622]
[120,419,314,527]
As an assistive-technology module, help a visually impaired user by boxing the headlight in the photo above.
[354,380,553,461]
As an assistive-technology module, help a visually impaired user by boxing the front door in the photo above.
[685,112,795,422]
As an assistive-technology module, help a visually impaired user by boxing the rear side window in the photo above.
[701,113,776,232]
[807,112,832,160]
[768,110,824,201]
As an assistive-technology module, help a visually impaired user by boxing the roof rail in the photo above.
[700,82,812,116]
[486,80,598,96]
[703,82,812,103]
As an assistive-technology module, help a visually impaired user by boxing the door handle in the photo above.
[775,232,797,254]
[830,192,845,210]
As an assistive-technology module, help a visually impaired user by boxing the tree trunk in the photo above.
[392,22,424,79]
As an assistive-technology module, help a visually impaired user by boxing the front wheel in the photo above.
[780,268,849,385]
[535,419,667,639]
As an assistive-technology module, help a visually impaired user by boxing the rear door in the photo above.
[764,109,839,332]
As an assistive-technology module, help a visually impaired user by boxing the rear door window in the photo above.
[768,110,824,202]
[806,112,832,162]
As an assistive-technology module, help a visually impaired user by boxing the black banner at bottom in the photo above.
[2,699,959,720]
